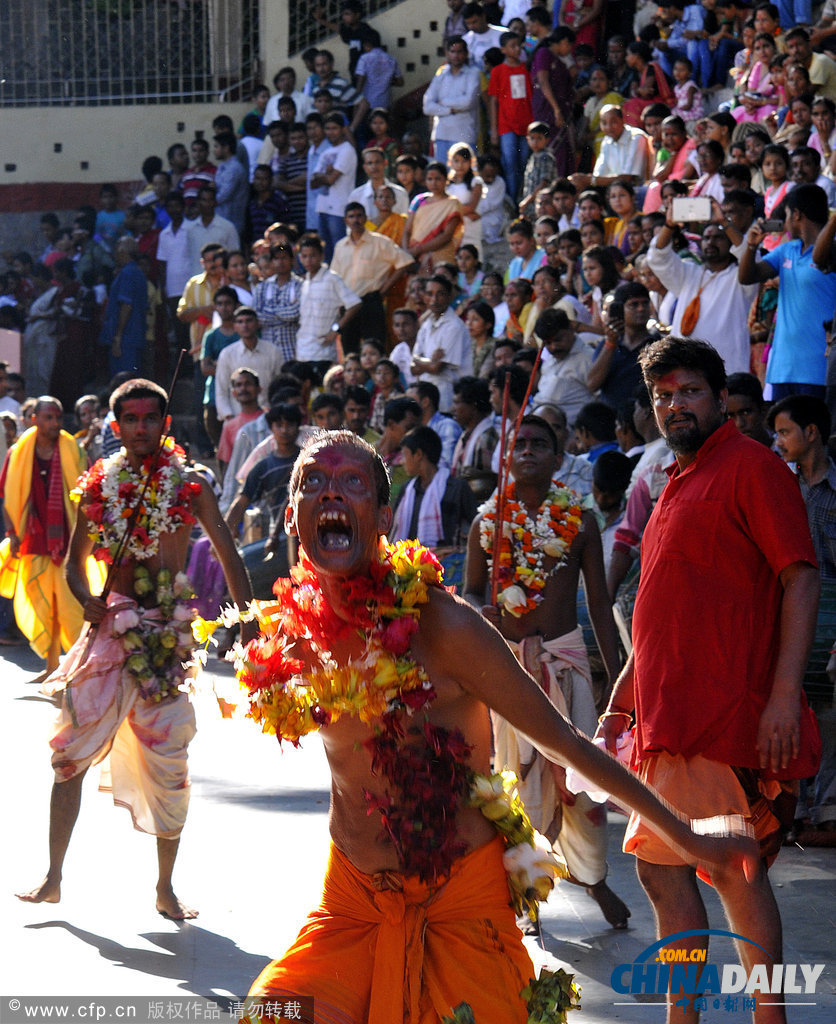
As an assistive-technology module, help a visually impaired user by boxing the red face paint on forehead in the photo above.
[118,397,163,419]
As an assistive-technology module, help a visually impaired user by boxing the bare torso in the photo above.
[297,590,497,874]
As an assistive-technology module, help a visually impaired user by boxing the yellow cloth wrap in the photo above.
[0,428,97,657]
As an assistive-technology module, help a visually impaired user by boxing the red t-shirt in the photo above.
[631,420,816,768]
[488,62,533,137]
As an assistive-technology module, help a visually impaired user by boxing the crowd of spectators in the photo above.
[1,0,836,835]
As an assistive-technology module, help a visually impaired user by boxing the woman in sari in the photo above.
[403,162,463,271]
[622,41,675,129]
[367,184,410,341]
[731,34,779,124]
[503,277,534,344]
[464,300,497,379]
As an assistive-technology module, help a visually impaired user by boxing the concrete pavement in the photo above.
[3,641,834,1022]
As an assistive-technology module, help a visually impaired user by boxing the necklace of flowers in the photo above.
[110,569,198,701]
[193,539,475,882]
[73,439,200,566]
[479,482,583,617]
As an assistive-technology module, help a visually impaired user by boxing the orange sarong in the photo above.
[247,836,532,1024]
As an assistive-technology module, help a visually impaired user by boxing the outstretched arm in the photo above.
[416,589,756,875]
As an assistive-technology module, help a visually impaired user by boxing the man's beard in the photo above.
[662,413,716,454]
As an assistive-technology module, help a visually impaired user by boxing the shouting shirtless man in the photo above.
[243,429,756,1023]
[17,379,254,919]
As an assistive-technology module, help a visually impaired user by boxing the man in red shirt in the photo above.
[488,31,533,205]
[598,337,819,1023]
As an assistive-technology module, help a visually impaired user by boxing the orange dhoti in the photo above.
[247,836,532,1024]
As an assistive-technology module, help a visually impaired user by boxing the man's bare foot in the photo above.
[586,879,630,929]
[156,887,198,920]
[16,877,61,904]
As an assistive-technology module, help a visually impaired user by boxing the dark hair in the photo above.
[627,40,653,63]
[639,336,727,398]
[698,139,725,165]
[311,391,345,415]
[517,413,558,452]
[384,395,421,425]
[507,217,534,239]
[264,401,303,425]
[344,384,372,407]
[535,307,572,339]
[726,372,765,408]
[784,182,829,226]
[111,378,167,419]
[612,280,650,303]
[593,449,633,492]
[465,299,496,332]
[392,306,418,323]
[453,375,492,413]
[575,401,617,442]
[409,380,441,409]
[767,393,831,439]
[290,430,391,506]
[213,284,238,304]
[490,365,529,406]
[402,425,442,465]
[581,244,621,294]
[720,163,752,185]
[141,155,163,182]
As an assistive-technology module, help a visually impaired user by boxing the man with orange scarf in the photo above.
[0,397,87,681]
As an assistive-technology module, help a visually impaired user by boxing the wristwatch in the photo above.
[331,321,340,333]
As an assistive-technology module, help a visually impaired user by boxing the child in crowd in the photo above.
[369,357,404,431]
[359,338,384,388]
[671,57,704,130]
[761,143,791,251]
[95,184,125,254]
[519,122,557,219]
[488,32,533,203]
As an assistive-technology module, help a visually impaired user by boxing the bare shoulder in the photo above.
[413,585,519,694]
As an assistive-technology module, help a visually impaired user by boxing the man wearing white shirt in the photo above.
[311,113,359,261]
[571,105,652,190]
[214,307,283,421]
[185,186,239,276]
[532,308,595,427]
[305,114,330,231]
[646,217,758,375]
[264,66,312,124]
[462,2,505,69]
[411,275,472,413]
[423,37,482,163]
[297,235,361,368]
[348,149,410,218]
[156,191,193,353]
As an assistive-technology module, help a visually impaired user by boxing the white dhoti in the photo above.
[492,627,607,887]
[43,595,197,838]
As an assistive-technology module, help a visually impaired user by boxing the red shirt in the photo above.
[631,420,816,768]
[488,63,533,137]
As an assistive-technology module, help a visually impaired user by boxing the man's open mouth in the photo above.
[317,509,353,551]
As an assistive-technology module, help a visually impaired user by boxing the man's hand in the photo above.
[593,712,628,756]
[756,692,801,772]
[8,533,20,559]
[480,603,501,630]
[83,595,109,625]
[746,219,767,250]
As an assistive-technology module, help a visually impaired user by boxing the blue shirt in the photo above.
[504,248,544,283]
[762,239,836,385]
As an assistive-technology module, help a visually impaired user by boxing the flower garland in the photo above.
[73,439,200,565]
[193,540,475,882]
[479,482,583,617]
[112,570,198,701]
[469,770,568,919]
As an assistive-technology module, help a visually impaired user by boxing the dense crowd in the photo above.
[2,1,836,683]
[3,8,836,1009]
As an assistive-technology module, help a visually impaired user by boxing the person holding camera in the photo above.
[646,202,759,374]
[587,282,658,411]
[741,183,836,401]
